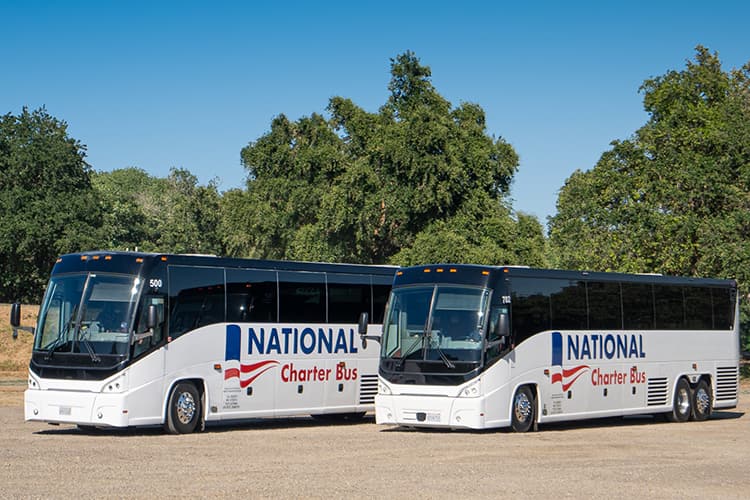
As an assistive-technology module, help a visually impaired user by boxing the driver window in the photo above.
[486,306,509,361]
[133,296,165,357]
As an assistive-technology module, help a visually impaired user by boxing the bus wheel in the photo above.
[511,386,535,432]
[691,379,712,422]
[668,378,691,423]
[165,382,201,434]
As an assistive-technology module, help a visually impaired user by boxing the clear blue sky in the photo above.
[3,1,749,224]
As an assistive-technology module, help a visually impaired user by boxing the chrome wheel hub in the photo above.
[695,388,710,415]
[676,387,690,415]
[176,392,196,424]
[514,393,532,422]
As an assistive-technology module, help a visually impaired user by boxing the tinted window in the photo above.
[372,283,392,323]
[226,269,278,323]
[711,287,734,330]
[327,273,371,323]
[168,266,225,337]
[654,285,685,329]
[550,280,588,330]
[587,281,622,329]
[622,283,654,329]
[684,286,713,330]
[511,278,551,344]
[278,271,326,323]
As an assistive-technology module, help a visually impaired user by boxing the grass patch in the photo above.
[0,304,36,375]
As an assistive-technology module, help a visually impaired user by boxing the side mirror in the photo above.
[10,302,34,339]
[10,302,21,327]
[486,307,510,351]
[496,311,510,338]
[147,304,158,330]
[357,311,380,349]
[357,311,369,336]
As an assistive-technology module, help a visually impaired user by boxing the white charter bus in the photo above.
[373,265,740,432]
[11,251,395,433]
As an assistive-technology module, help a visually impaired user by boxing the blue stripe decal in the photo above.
[225,324,241,362]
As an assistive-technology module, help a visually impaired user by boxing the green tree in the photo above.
[93,167,225,255]
[234,51,543,266]
[0,107,102,302]
[157,168,224,255]
[92,167,157,250]
[549,46,750,281]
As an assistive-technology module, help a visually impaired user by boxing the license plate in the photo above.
[426,412,441,423]
[59,406,71,416]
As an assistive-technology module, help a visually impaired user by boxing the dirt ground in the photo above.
[0,379,748,499]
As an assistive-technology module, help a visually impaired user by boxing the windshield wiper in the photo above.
[44,311,77,360]
[400,332,426,360]
[401,311,435,360]
[43,336,68,360]
[77,329,101,363]
[435,345,455,369]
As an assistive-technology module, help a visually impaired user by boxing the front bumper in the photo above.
[375,393,486,429]
[25,389,129,428]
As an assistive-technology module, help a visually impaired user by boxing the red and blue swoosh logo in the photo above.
[224,360,279,388]
[225,325,278,387]
[551,332,589,391]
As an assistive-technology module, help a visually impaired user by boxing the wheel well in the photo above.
[511,383,539,417]
[164,378,206,422]
[679,374,713,391]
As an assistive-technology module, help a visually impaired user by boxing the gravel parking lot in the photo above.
[1,380,748,498]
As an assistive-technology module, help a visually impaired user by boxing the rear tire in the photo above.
[511,386,536,433]
[668,377,692,423]
[165,382,201,434]
[691,378,712,422]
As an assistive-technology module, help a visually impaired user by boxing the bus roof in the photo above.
[393,264,736,288]
[51,251,398,278]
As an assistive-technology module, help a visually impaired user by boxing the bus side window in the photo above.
[168,266,226,338]
[327,273,370,324]
[372,282,392,324]
[226,269,278,323]
[278,271,326,323]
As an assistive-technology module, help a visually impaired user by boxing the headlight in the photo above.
[28,372,40,390]
[458,380,480,398]
[101,373,127,393]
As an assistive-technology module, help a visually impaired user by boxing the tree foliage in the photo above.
[234,51,545,266]
[94,167,225,255]
[549,46,750,284]
[0,107,102,302]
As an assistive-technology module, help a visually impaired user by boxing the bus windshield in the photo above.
[381,286,490,365]
[35,273,142,359]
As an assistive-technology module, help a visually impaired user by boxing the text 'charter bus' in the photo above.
[373,265,740,432]
[11,251,395,433]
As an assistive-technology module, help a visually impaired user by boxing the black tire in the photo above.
[165,382,201,434]
[668,377,692,423]
[511,386,536,433]
[691,378,712,422]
